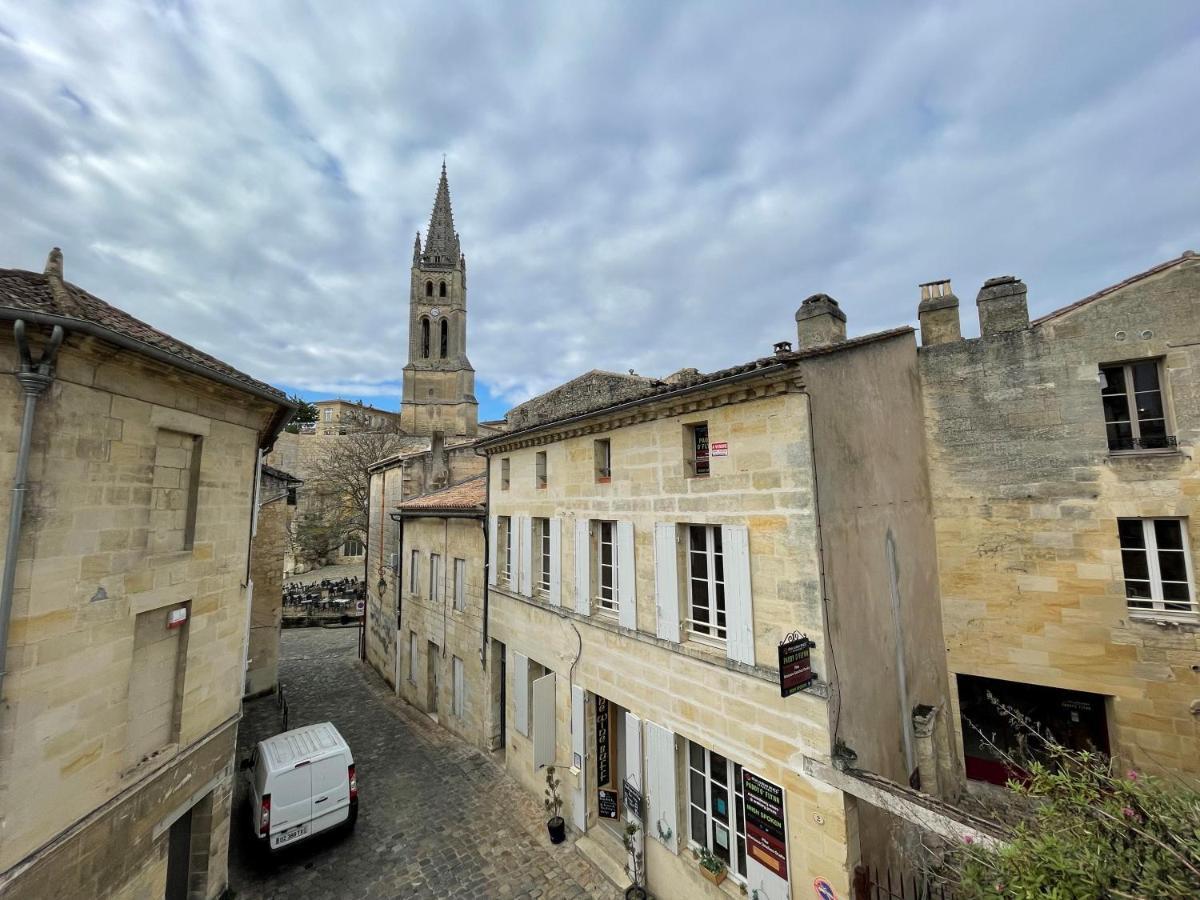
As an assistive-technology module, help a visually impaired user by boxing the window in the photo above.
[342,537,364,557]
[1118,518,1196,618]
[687,525,726,642]
[410,549,420,595]
[535,518,551,594]
[440,319,448,358]
[686,422,710,477]
[322,408,332,422]
[597,520,618,613]
[429,553,442,602]
[688,742,747,882]
[453,558,466,611]
[452,656,465,718]
[535,451,547,489]
[421,318,431,358]
[499,516,513,583]
[425,280,433,297]
[1100,361,1172,451]
[439,280,447,298]
[150,429,202,553]
[128,604,189,765]
[409,631,418,682]
[500,458,511,490]
[595,439,612,482]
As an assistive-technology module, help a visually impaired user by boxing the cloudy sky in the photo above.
[2,2,1198,419]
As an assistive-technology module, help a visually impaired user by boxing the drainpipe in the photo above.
[0,320,65,699]
[474,446,490,667]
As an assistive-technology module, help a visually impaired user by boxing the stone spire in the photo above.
[412,232,422,265]
[421,161,460,267]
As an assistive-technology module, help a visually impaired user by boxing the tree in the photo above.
[943,734,1200,898]
[291,423,409,566]
[284,394,319,433]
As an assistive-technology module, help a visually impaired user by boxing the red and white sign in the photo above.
[710,441,729,457]
[167,607,188,629]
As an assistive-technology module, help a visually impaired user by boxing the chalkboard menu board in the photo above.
[598,788,619,819]
[744,771,788,879]
[596,697,611,786]
[623,779,642,821]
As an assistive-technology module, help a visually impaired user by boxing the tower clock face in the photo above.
[430,307,441,318]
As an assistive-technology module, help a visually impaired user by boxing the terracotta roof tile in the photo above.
[0,266,287,401]
[399,474,486,512]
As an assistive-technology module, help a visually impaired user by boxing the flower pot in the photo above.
[547,816,566,844]
[624,887,648,900]
[700,865,727,886]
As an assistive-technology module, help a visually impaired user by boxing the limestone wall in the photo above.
[920,256,1200,776]
[246,470,292,697]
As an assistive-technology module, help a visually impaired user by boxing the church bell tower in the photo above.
[399,163,479,436]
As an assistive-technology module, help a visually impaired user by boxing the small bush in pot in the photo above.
[697,846,727,886]
[543,767,566,844]
[622,821,648,899]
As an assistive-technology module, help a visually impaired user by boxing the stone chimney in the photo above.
[429,430,448,490]
[977,275,1029,336]
[917,279,961,346]
[795,294,846,349]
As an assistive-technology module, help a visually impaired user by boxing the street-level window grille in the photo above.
[1118,518,1196,618]
[1101,361,1174,451]
[499,516,513,583]
[409,550,420,596]
[597,520,618,613]
[686,525,726,642]
[687,741,747,883]
[453,558,466,611]
[536,518,551,594]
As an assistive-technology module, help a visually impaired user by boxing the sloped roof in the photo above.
[1032,251,1197,326]
[261,463,302,484]
[0,255,287,403]
[398,473,486,513]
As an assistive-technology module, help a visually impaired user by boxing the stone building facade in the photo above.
[312,399,401,435]
[919,252,1200,784]
[0,251,292,899]
[466,305,959,899]
[245,464,300,699]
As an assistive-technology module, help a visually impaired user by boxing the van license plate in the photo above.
[274,824,308,847]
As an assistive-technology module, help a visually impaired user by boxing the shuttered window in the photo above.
[598,521,618,613]
[452,656,465,718]
[686,525,726,642]
[688,741,747,882]
[533,671,556,769]
[514,652,529,736]
[453,558,466,611]
[536,518,552,594]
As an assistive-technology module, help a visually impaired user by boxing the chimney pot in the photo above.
[795,294,847,349]
[917,279,961,346]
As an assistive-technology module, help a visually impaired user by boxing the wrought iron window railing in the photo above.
[1109,433,1178,452]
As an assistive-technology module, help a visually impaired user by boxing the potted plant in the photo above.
[697,846,727,886]
[622,822,648,899]
[544,767,566,844]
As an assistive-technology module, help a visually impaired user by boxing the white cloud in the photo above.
[1,0,1198,415]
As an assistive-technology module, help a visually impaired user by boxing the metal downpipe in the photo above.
[0,320,64,700]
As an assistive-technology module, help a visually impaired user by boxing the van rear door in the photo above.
[310,753,350,833]
[269,764,312,848]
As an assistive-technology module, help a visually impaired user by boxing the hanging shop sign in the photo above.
[710,441,729,457]
[596,697,611,786]
[745,770,789,887]
[598,789,619,819]
[778,633,815,697]
[622,779,643,821]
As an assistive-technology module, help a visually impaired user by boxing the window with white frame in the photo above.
[596,520,618,613]
[408,630,418,683]
[409,549,420,595]
[536,518,551,594]
[1100,361,1173,452]
[322,408,331,422]
[429,552,442,603]
[687,525,726,641]
[453,558,466,611]
[1118,518,1196,617]
[499,516,513,583]
[452,655,465,718]
[688,741,747,882]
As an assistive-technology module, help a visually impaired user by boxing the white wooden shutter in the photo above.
[533,672,556,769]
[520,515,534,596]
[617,521,637,631]
[453,657,465,718]
[624,711,645,871]
[722,524,755,665]
[575,518,591,616]
[653,523,680,642]
[571,684,586,831]
[549,517,562,607]
[514,652,529,736]
[645,721,678,852]
[488,514,498,586]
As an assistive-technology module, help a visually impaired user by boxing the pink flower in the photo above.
[1127,769,1139,781]
[1122,807,1137,819]
[962,835,975,844]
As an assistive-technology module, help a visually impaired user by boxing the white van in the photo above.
[243,722,358,851]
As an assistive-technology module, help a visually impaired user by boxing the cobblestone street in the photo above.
[229,628,619,900]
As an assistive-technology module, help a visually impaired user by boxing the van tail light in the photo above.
[259,794,271,837]
[348,764,358,801]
